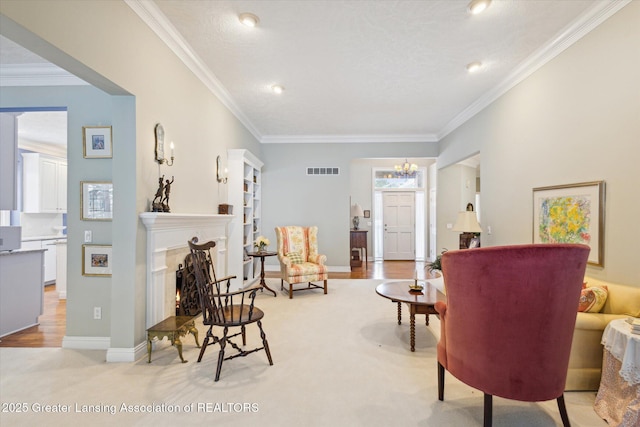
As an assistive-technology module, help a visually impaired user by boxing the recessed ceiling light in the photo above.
[239,12,259,27]
[271,85,284,94]
[466,61,483,73]
[468,0,491,15]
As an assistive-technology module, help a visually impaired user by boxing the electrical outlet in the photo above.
[93,307,101,320]
[84,230,92,243]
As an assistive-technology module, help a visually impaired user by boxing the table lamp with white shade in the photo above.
[351,203,364,230]
[452,210,482,249]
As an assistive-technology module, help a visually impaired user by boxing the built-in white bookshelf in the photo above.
[227,149,263,289]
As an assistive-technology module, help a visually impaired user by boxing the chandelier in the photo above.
[394,159,418,177]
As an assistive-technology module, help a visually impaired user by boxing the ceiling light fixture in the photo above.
[239,12,259,27]
[468,0,491,15]
[466,61,482,73]
[271,84,284,94]
[394,159,418,178]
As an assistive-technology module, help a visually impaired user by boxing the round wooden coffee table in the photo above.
[376,281,445,352]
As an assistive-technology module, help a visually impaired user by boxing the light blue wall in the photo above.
[0,85,138,339]
[261,142,438,268]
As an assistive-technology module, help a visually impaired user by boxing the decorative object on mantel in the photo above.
[216,155,228,183]
[154,123,174,166]
[151,175,174,212]
[254,235,270,253]
[218,204,232,214]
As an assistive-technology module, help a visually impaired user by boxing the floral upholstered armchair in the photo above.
[275,226,328,299]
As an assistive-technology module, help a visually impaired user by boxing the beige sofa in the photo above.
[565,277,640,391]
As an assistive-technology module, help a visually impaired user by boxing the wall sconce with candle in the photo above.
[154,123,174,166]
[216,155,228,184]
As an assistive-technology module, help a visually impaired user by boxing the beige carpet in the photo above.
[0,279,606,426]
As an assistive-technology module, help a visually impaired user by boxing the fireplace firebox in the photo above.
[175,256,201,317]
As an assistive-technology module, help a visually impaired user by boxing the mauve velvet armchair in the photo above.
[435,244,590,427]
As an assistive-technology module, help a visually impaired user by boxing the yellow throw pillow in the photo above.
[578,284,608,313]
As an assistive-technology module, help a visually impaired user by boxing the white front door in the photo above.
[383,192,415,260]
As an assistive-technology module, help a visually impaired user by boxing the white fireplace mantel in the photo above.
[140,212,233,328]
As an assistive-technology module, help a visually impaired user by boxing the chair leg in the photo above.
[241,325,246,346]
[484,393,492,427]
[289,284,293,299]
[281,279,284,291]
[437,361,445,401]
[557,395,571,427]
[214,327,228,382]
[197,326,213,362]
[323,279,327,294]
[257,320,273,365]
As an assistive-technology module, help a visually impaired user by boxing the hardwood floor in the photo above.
[0,284,65,348]
[0,260,434,348]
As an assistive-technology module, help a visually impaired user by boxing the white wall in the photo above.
[437,2,640,285]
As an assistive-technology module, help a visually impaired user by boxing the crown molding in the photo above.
[125,0,262,141]
[437,0,631,140]
[127,0,628,145]
[0,63,88,87]
[260,134,438,144]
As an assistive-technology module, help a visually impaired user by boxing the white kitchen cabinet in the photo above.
[41,239,58,284]
[22,153,67,213]
[0,249,44,337]
[21,238,63,285]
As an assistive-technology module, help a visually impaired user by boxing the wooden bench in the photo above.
[146,316,200,363]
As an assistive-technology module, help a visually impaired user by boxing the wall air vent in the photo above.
[306,167,340,176]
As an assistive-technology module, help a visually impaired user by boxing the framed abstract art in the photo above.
[532,181,605,266]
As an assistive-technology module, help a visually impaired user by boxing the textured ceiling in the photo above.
[150,0,603,142]
[0,1,623,145]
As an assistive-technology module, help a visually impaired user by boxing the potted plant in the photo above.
[428,249,448,272]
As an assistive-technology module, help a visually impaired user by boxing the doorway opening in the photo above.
[0,107,68,347]
[372,167,426,262]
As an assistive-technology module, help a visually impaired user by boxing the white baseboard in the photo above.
[106,341,147,363]
[62,335,110,350]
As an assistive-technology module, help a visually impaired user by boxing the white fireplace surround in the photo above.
[140,213,233,328]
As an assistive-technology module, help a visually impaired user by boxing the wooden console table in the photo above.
[350,229,368,269]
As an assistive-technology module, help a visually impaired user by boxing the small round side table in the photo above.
[246,251,277,297]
